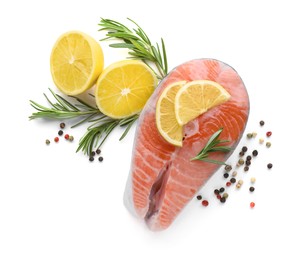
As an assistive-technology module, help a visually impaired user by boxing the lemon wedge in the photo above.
[155,81,186,146]
[175,80,230,126]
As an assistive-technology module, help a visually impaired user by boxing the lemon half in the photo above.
[95,60,157,119]
[50,31,104,95]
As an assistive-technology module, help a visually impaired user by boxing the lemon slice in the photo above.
[95,60,157,119]
[50,31,104,95]
[156,81,187,146]
[175,80,230,126]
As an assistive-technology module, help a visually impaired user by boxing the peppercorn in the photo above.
[91,151,96,157]
[230,177,236,184]
[250,202,255,208]
[222,193,229,199]
[60,122,66,129]
[225,165,232,172]
[246,155,252,161]
[202,200,209,207]
[247,133,253,139]
[220,197,226,203]
[249,187,255,192]
[245,160,251,166]
[267,163,273,169]
[250,177,256,183]
[252,132,257,138]
[98,156,103,162]
[239,151,245,157]
[69,136,74,141]
[259,138,264,144]
[216,194,221,200]
[244,166,249,172]
[252,150,258,156]
[223,173,229,178]
[45,139,50,145]
[266,142,271,148]
[238,180,243,185]
[96,148,101,154]
[54,137,59,143]
[259,120,265,126]
[242,146,248,152]
[219,187,225,193]
[238,158,244,165]
[58,130,63,136]
[236,183,241,189]
[196,195,202,200]
[89,156,94,162]
[64,134,69,140]
[226,182,231,187]
[266,131,272,137]
[232,171,237,177]
[214,189,220,195]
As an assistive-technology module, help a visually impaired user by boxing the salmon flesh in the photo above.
[124,59,249,231]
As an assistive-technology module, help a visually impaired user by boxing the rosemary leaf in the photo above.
[191,128,232,165]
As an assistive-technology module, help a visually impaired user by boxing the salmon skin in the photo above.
[124,59,249,231]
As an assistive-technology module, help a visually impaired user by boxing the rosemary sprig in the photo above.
[29,88,101,128]
[190,128,232,165]
[98,18,168,80]
[77,114,139,155]
[29,89,139,155]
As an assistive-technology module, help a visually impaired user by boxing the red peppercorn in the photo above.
[250,202,255,208]
[202,200,209,207]
[266,131,272,137]
[54,137,59,142]
[226,181,231,187]
[64,134,69,140]
[216,194,221,200]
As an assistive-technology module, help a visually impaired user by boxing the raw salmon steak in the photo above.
[124,59,249,231]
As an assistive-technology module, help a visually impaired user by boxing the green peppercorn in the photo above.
[223,193,229,199]
[225,165,232,172]
[69,136,74,141]
[266,142,271,148]
[45,139,50,145]
[247,133,253,139]
[238,158,244,165]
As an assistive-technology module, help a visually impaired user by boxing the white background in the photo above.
[0,0,291,259]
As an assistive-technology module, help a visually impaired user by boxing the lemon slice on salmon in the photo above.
[95,60,157,119]
[156,81,186,146]
[175,80,230,126]
[50,31,104,95]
